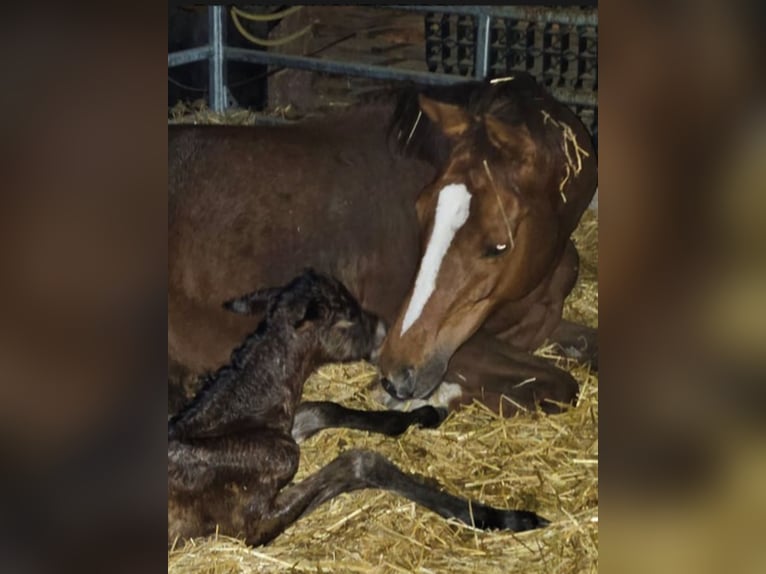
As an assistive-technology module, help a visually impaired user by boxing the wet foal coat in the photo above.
[168,270,548,546]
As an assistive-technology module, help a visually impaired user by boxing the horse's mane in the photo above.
[354,73,560,166]
[309,73,586,170]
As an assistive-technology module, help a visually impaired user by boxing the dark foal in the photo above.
[168,270,548,547]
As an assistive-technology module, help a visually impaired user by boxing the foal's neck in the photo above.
[223,322,322,425]
[169,322,321,439]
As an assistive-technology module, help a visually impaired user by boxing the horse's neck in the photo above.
[306,103,434,179]
[296,106,434,322]
[301,103,391,138]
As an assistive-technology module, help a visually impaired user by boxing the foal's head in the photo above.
[227,269,387,364]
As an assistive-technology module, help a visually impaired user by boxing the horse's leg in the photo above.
[168,430,300,544]
[372,328,579,416]
[448,238,592,415]
[533,238,597,369]
[548,319,599,371]
[291,402,446,442]
[168,430,299,494]
[444,331,580,416]
[245,449,548,546]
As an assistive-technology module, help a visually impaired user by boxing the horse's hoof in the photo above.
[504,510,550,532]
[532,514,551,529]
[414,406,448,429]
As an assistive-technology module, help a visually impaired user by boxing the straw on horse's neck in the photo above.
[404,110,422,148]
[483,159,515,250]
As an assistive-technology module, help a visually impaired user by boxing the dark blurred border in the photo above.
[1,2,764,573]
[0,5,167,574]
[600,0,766,571]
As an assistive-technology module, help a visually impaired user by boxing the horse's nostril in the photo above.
[381,376,414,400]
[380,367,415,400]
[381,377,399,398]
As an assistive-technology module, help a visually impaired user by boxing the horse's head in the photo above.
[378,75,597,400]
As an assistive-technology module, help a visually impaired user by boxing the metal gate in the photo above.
[168,5,598,138]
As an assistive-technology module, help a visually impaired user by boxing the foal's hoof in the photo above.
[503,510,550,532]
[414,406,448,429]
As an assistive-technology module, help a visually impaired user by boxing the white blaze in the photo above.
[400,183,472,335]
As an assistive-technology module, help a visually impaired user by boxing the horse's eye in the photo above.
[484,243,509,258]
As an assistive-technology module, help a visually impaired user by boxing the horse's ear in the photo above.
[418,94,472,137]
[223,287,281,315]
[484,115,536,161]
[292,297,326,331]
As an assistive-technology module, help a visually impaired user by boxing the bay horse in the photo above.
[168,72,597,416]
[169,269,547,546]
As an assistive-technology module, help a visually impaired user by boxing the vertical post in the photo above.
[475,12,491,79]
[208,5,227,113]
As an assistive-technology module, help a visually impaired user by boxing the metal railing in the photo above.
[168,5,598,209]
[168,5,598,114]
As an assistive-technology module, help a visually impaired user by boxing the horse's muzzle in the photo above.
[381,367,416,400]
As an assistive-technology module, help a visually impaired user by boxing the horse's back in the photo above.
[168,114,430,371]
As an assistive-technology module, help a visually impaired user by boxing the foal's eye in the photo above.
[484,243,509,258]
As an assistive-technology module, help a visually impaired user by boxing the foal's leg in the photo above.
[291,402,447,442]
[168,430,300,543]
[245,449,548,546]
[168,430,299,494]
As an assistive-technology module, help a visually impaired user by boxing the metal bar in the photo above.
[226,47,597,108]
[225,47,461,85]
[549,88,597,108]
[474,13,492,79]
[208,6,227,113]
[380,5,598,27]
[169,115,294,127]
[168,46,211,68]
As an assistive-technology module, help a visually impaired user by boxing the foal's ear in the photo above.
[223,287,282,315]
[418,94,472,137]
[292,297,325,330]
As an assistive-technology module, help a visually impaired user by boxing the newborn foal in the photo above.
[168,270,548,547]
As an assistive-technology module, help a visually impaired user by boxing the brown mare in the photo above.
[168,73,597,416]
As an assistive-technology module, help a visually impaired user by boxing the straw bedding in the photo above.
[168,104,598,573]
